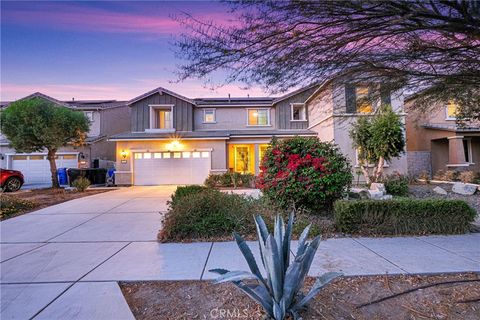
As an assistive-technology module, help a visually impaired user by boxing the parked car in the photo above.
[1,169,24,192]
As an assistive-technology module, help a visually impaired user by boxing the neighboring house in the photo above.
[405,97,480,177]
[111,76,407,186]
[0,92,130,184]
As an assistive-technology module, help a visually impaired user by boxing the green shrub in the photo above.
[256,136,353,212]
[334,199,476,235]
[169,185,208,208]
[204,172,255,188]
[72,177,90,192]
[160,189,260,241]
[381,172,409,196]
[0,195,37,219]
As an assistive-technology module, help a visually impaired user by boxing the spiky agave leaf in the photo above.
[274,215,285,276]
[254,215,269,268]
[212,270,259,284]
[283,211,294,270]
[264,235,284,303]
[293,272,343,311]
[293,236,321,295]
[233,232,269,288]
[296,224,311,257]
[281,260,303,308]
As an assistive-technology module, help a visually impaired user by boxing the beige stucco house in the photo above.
[0,92,130,184]
[111,76,408,185]
[405,97,480,177]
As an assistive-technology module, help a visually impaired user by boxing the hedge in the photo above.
[334,199,476,235]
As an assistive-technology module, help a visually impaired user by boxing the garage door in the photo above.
[11,154,79,184]
[133,151,211,185]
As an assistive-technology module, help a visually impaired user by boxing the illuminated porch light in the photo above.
[120,149,128,159]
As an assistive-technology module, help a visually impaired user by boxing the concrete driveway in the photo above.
[1,186,479,320]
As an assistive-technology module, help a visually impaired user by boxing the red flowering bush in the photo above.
[256,137,352,212]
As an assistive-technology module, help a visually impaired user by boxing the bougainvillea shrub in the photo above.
[256,137,353,212]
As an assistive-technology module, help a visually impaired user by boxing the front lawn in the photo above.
[0,188,112,220]
[120,273,480,320]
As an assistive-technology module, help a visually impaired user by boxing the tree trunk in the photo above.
[359,163,371,185]
[374,156,385,182]
[47,149,59,189]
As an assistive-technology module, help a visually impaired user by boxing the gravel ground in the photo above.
[409,183,480,227]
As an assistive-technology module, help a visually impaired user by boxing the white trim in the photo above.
[290,103,307,121]
[148,104,174,130]
[203,108,216,123]
[446,163,473,167]
[246,108,271,126]
[130,148,213,153]
[145,128,175,133]
[197,104,273,108]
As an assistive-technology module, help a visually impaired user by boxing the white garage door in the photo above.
[11,154,79,184]
[133,151,211,185]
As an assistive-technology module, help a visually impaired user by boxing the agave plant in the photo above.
[210,213,342,320]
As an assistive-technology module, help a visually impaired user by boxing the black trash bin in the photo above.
[67,168,107,186]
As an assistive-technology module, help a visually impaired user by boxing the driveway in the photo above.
[1,186,479,320]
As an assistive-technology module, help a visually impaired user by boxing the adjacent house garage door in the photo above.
[133,151,211,185]
[11,154,79,184]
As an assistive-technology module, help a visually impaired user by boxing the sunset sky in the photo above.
[1,1,271,101]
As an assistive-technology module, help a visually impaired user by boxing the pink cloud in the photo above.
[0,80,272,101]
[3,3,230,36]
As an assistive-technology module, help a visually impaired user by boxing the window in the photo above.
[30,155,45,160]
[182,152,191,158]
[203,109,216,123]
[291,104,306,121]
[63,155,77,160]
[143,153,152,159]
[163,152,171,158]
[446,101,458,120]
[356,86,373,113]
[154,153,162,159]
[192,152,201,158]
[148,105,174,131]
[155,109,172,129]
[12,155,28,160]
[248,109,270,126]
[84,111,94,121]
[134,153,142,159]
[463,139,472,163]
[201,151,210,158]
[173,152,181,159]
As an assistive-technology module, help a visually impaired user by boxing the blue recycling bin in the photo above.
[57,168,68,186]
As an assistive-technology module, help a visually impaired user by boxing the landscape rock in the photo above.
[433,186,448,195]
[452,182,477,196]
[349,188,369,199]
[370,183,386,194]
[381,195,393,200]
[368,190,384,200]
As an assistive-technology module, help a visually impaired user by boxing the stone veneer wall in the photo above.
[407,151,431,177]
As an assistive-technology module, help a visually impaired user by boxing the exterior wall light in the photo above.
[167,140,182,150]
[121,150,128,159]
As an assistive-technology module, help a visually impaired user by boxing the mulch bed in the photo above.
[121,273,480,320]
[0,188,112,220]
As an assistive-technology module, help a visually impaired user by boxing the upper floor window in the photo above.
[84,111,94,122]
[148,105,174,131]
[203,109,216,123]
[247,108,270,126]
[291,103,306,121]
[446,101,458,120]
[355,86,373,113]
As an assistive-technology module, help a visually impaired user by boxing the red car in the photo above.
[1,169,24,192]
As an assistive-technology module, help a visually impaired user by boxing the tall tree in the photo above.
[349,105,405,184]
[175,0,480,119]
[1,98,90,188]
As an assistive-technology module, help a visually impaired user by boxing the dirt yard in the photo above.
[120,273,480,320]
[0,188,112,220]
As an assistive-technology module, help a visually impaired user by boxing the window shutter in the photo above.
[380,85,391,106]
[345,84,356,113]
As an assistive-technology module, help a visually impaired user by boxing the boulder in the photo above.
[349,188,369,200]
[452,182,477,196]
[368,189,384,200]
[370,183,386,194]
[433,186,448,195]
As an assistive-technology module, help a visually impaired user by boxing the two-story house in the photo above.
[405,97,480,177]
[111,76,408,186]
[0,92,130,184]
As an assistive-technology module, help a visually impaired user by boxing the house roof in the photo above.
[194,97,274,107]
[109,129,317,141]
[422,123,480,133]
[128,87,195,106]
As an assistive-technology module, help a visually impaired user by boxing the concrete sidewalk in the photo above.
[1,186,479,320]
